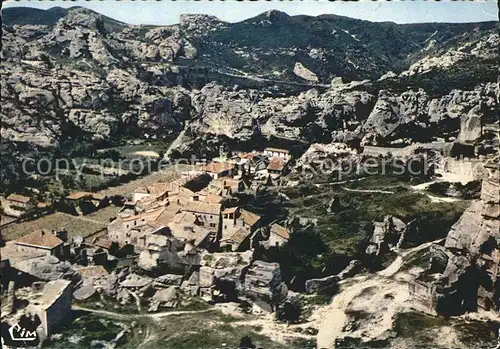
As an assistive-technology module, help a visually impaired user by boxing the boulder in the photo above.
[149,286,179,311]
[243,261,288,312]
[73,281,96,301]
[458,111,482,143]
[153,274,183,287]
[305,275,339,294]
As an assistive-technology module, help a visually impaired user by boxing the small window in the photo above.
[210,223,216,228]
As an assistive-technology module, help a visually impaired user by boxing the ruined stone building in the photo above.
[108,205,180,247]
[3,280,72,340]
[62,191,108,215]
[410,169,499,315]
[242,261,288,312]
[12,230,66,259]
[267,223,290,247]
[220,207,261,251]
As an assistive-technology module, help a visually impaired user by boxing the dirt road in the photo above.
[72,305,215,321]
[315,239,442,348]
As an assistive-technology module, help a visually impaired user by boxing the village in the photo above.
[0,147,297,343]
[1,139,498,347]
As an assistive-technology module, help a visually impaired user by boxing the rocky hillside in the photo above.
[1,6,498,153]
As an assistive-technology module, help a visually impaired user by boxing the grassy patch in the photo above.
[43,312,145,349]
[306,294,331,305]
[394,312,448,338]
[455,320,499,348]
[283,179,467,254]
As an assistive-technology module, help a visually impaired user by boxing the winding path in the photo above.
[316,238,444,349]
[72,305,215,321]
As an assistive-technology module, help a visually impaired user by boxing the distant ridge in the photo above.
[2,6,73,26]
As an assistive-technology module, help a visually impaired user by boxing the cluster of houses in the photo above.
[104,148,294,272]
[104,146,292,254]
[0,147,295,343]
[201,147,292,180]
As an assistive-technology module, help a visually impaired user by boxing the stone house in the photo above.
[132,181,185,204]
[13,230,65,259]
[241,154,270,176]
[108,204,181,248]
[408,274,439,313]
[267,157,286,178]
[33,280,72,338]
[268,223,290,247]
[220,227,253,252]
[12,279,73,339]
[220,207,261,251]
[207,178,245,197]
[182,201,222,240]
[201,162,236,179]
[168,211,213,248]
[263,147,291,162]
[2,193,36,217]
[222,207,261,234]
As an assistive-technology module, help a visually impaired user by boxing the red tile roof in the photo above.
[267,157,285,171]
[6,194,32,204]
[223,227,252,246]
[271,223,290,239]
[240,209,261,227]
[202,162,235,175]
[204,193,224,204]
[223,207,239,215]
[14,230,64,249]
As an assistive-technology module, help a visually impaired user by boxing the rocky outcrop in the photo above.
[194,251,253,302]
[305,259,361,294]
[149,286,179,311]
[411,169,499,315]
[365,216,409,256]
[243,261,288,312]
[1,7,498,165]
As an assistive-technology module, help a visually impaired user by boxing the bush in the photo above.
[276,295,303,324]
[428,182,450,196]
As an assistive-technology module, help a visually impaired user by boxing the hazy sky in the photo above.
[3,0,498,25]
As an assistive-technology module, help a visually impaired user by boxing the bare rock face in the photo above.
[242,261,288,312]
[305,274,339,295]
[149,286,179,311]
[293,62,319,82]
[305,259,361,294]
[458,107,483,143]
[365,215,408,256]
[27,256,82,285]
[1,7,499,161]
[413,172,500,316]
[362,89,429,145]
[192,251,253,301]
